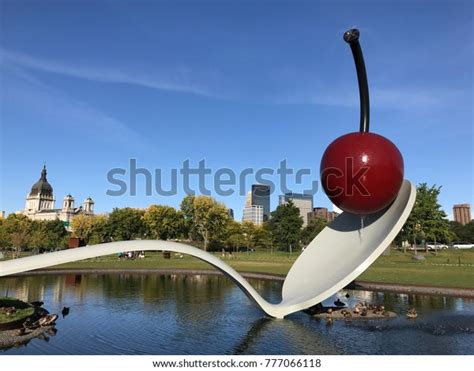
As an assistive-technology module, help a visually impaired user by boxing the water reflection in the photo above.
[0,274,472,355]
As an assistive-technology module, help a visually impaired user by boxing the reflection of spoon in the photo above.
[0,181,415,319]
[232,318,272,354]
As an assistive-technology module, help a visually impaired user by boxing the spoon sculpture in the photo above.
[0,29,415,319]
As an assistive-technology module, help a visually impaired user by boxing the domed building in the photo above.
[22,165,94,229]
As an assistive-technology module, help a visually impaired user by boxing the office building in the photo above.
[308,207,340,224]
[242,205,264,225]
[453,204,471,225]
[279,193,313,226]
[245,184,271,221]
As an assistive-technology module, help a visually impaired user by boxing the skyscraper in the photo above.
[279,193,313,226]
[245,184,271,221]
[453,204,471,225]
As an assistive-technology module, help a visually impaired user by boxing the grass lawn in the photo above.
[48,248,474,289]
[0,297,34,325]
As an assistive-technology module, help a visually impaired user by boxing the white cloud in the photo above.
[0,47,216,98]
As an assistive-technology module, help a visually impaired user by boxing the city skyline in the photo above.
[1,0,472,221]
[4,165,471,226]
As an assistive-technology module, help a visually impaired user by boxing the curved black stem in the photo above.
[343,29,370,133]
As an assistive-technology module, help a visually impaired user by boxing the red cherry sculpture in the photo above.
[320,132,404,214]
[320,29,404,215]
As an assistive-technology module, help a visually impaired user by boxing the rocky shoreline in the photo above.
[0,325,56,350]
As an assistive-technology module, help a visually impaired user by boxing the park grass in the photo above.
[0,297,35,325]
[49,248,474,289]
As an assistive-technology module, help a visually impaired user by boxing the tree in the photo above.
[88,215,109,245]
[241,221,257,252]
[0,219,11,253]
[268,201,303,253]
[224,220,245,252]
[2,214,32,257]
[397,183,453,253]
[252,224,273,252]
[143,205,184,240]
[450,221,474,243]
[106,208,146,241]
[29,219,68,250]
[72,214,109,245]
[180,195,229,251]
[180,195,200,241]
[301,217,328,247]
[71,214,95,242]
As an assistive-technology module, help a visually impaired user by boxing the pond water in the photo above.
[0,273,473,355]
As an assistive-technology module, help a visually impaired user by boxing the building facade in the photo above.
[307,207,340,224]
[242,205,264,225]
[453,204,471,226]
[243,184,270,223]
[21,165,94,229]
[279,193,314,226]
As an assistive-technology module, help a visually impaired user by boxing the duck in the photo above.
[15,327,27,336]
[334,299,346,307]
[361,308,368,317]
[406,308,418,319]
[30,301,44,307]
[23,317,35,328]
[38,314,59,326]
[61,306,70,317]
[353,307,360,314]
[326,317,333,326]
[343,311,353,320]
[345,293,350,298]
[5,307,16,316]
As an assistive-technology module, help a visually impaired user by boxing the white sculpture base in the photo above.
[0,181,415,319]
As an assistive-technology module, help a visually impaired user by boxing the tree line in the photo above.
[0,184,472,256]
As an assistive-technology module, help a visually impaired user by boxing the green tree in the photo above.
[268,201,303,253]
[180,195,229,251]
[143,205,184,240]
[241,221,257,252]
[450,221,474,243]
[106,208,146,241]
[0,219,11,253]
[180,195,199,241]
[301,217,328,247]
[225,220,245,252]
[2,214,32,257]
[397,183,453,253]
[252,224,273,252]
[72,214,109,245]
[71,214,95,242]
[29,219,68,250]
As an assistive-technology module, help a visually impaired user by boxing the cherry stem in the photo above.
[343,29,370,133]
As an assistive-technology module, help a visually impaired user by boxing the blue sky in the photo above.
[0,0,472,220]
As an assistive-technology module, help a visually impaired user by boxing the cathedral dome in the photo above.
[29,165,53,197]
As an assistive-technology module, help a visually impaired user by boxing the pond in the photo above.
[0,273,473,355]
